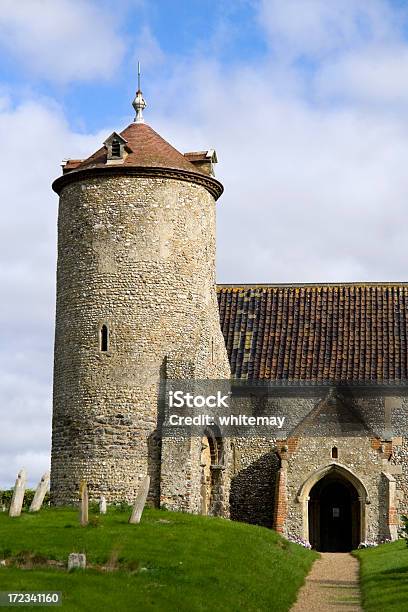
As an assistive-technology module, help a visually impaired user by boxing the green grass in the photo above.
[0,507,317,611]
[354,540,408,611]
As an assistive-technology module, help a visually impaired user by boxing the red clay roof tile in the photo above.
[76,122,203,173]
[217,284,408,382]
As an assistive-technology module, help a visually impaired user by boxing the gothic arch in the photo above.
[297,463,369,545]
[200,427,225,516]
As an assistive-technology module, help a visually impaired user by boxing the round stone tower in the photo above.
[51,86,230,505]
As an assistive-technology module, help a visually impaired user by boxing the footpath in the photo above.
[291,552,362,611]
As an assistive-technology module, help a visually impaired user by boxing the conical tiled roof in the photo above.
[52,122,223,199]
[76,123,200,173]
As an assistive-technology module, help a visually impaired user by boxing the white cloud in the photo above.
[0,453,51,491]
[0,0,126,83]
[0,96,107,487]
[255,0,408,108]
[149,56,408,283]
[316,44,408,104]
[258,0,402,60]
[133,25,165,70]
[4,0,408,489]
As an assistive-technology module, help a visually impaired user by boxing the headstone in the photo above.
[68,553,86,570]
[99,495,107,514]
[129,475,150,524]
[79,481,89,526]
[29,471,50,512]
[9,469,26,517]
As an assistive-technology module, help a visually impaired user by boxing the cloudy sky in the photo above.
[2,0,408,487]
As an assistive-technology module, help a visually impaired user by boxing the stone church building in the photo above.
[50,84,408,552]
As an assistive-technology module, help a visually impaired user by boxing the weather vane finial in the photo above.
[133,61,146,123]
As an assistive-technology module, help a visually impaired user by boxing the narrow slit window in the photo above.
[101,324,109,352]
[111,139,120,157]
[331,446,338,459]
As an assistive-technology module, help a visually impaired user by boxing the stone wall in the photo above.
[389,396,408,516]
[229,438,280,527]
[159,353,231,514]
[51,164,408,532]
[227,393,407,543]
[283,436,384,542]
[51,174,230,505]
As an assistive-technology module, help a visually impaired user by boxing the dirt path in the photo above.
[291,552,362,611]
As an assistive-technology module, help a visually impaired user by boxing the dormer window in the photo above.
[183,149,218,176]
[103,131,129,163]
[111,139,121,158]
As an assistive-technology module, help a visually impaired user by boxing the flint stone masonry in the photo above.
[51,174,230,506]
[49,116,408,546]
[285,436,384,542]
[228,430,402,543]
[225,392,408,543]
[229,437,279,527]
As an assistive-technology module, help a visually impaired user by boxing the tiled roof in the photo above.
[217,284,408,382]
[53,123,224,200]
[75,123,201,173]
[183,151,209,162]
[62,159,83,173]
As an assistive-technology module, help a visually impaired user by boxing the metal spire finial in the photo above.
[133,61,147,123]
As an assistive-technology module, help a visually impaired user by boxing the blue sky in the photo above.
[0,1,267,132]
[3,0,408,487]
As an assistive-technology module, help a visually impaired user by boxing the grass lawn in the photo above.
[0,507,317,611]
[354,540,408,612]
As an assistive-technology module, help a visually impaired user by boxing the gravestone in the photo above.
[129,475,150,524]
[9,469,26,517]
[68,553,86,570]
[29,471,50,512]
[79,481,88,526]
[99,496,107,514]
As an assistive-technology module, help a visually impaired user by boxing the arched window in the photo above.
[332,446,338,459]
[100,324,109,352]
[111,139,120,157]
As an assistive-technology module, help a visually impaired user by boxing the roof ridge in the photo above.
[217,282,408,288]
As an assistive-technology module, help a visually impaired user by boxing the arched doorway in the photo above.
[200,429,224,515]
[308,473,360,551]
[297,463,368,550]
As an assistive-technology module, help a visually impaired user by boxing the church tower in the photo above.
[51,78,230,507]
